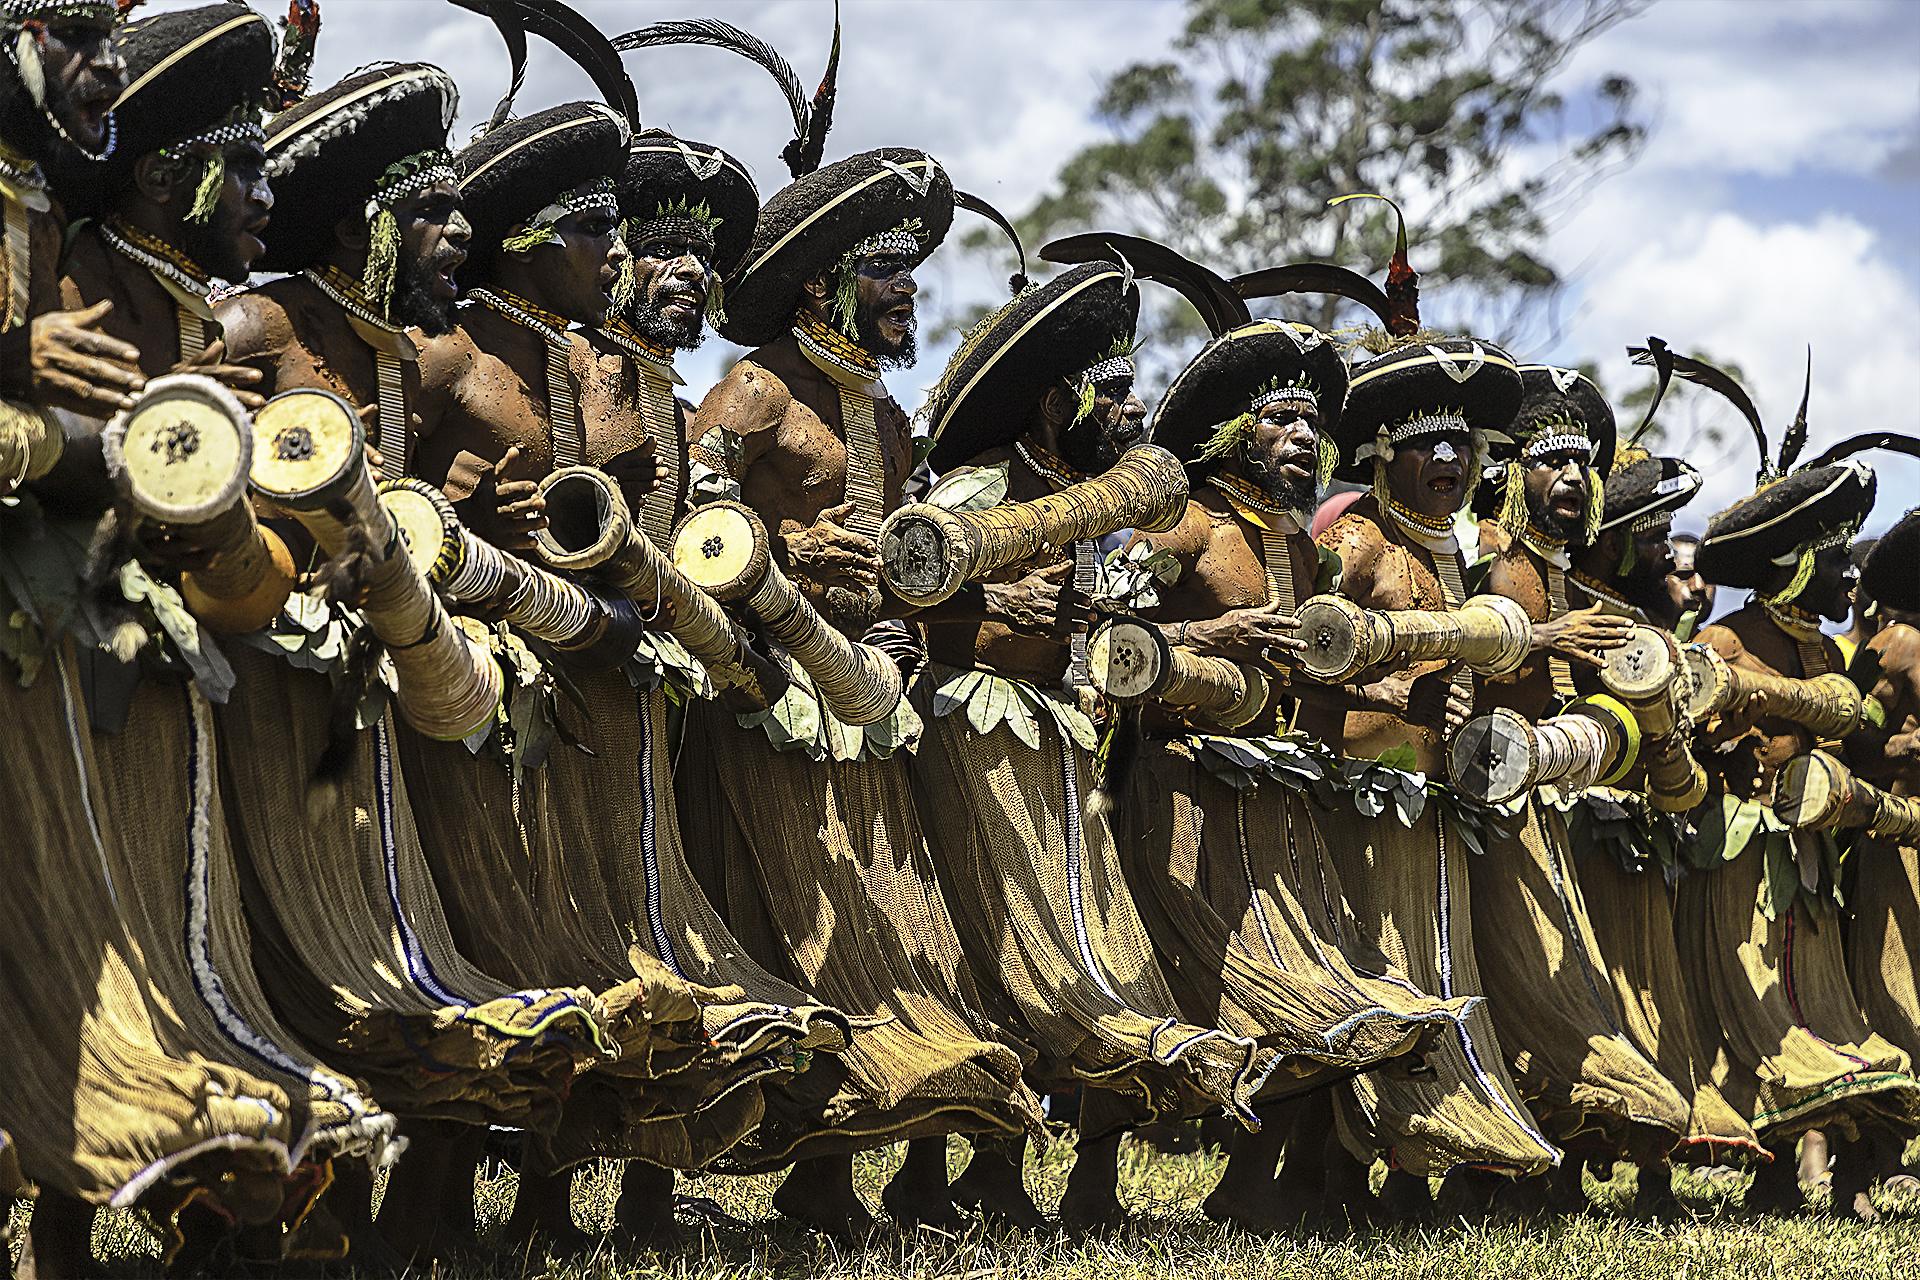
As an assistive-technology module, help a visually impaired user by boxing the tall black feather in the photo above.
[1624,337,1674,448]
[789,0,840,179]
[953,190,1028,295]
[1779,345,1811,474]
[1663,349,1771,482]
[472,1,527,133]
[1230,263,1394,330]
[456,0,638,128]
[612,19,807,136]
[1040,232,1249,337]
[1802,432,1920,470]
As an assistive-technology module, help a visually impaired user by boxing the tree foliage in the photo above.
[974,0,1651,377]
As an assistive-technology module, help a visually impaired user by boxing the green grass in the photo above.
[9,1134,1920,1279]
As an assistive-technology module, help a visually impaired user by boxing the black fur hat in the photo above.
[922,261,1138,473]
[1512,364,1616,475]
[453,99,629,279]
[258,62,458,274]
[1153,319,1348,471]
[618,129,758,277]
[1864,508,1918,613]
[718,146,953,348]
[1598,451,1700,534]
[1334,337,1522,479]
[112,3,273,161]
[1697,460,1876,591]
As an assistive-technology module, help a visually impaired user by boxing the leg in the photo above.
[377,1122,478,1264]
[949,1132,1046,1231]
[1379,1169,1437,1223]
[1625,1127,1682,1220]
[1827,1129,1884,1224]
[612,1161,683,1252]
[314,1159,406,1277]
[1321,1119,1381,1228]
[771,1154,874,1242]
[1435,1166,1503,1218]
[1060,1088,1131,1234]
[1201,1111,1292,1233]
[1797,1128,1831,1192]
[18,1191,96,1280]
[502,1167,588,1258]
[881,1136,962,1231]
[1742,1136,1806,1215]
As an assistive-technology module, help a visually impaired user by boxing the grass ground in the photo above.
[9,1133,1920,1279]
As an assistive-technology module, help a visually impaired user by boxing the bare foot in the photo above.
[881,1138,963,1231]
[950,1136,1046,1232]
[1059,1134,1127,1235]
[612,1162,684,1253]
[771,1157,874,1243]
[502,1168,591,1260]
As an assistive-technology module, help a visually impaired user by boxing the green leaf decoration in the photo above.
[1374,742,1419,771]
[926,461,1009,513]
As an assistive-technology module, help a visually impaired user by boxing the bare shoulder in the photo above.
[1697,620,1746,663]
[1141,496,1218,561]
[213,284,293,363]
[689,357,792,440]
[416,325,479,397]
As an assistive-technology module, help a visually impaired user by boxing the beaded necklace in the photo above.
[793,309,879,382]
[1014,438,1097,688]
[1209,473,1304,615]
[1567,568,1644,620]
[793,309,886,539]
[305,266,412,473]
[599,317,684,544]
[467,286,583,467]
[100,218,212,360]
[0,141,44,332]
[1764,600,1829,676]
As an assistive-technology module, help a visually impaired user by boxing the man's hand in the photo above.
[1361,667,1456,729]
[1533,604,1634,669]
[602,440,667,513]
[1183,603,1305,668]
[29,301,146,415]
[459,444,546,551]
[173,338,266,410]
[982,560,1085,641]
[781,501,880,597]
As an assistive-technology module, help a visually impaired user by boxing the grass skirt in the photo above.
[1849,836,1920,1072]
[1315,799,1561,1175]
[1470,801,1692,1152]
[1673,833,1920,1141]
[675,699,1042,1168]
[216,644,613,1130]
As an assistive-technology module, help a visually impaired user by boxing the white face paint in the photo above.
[1431,439,1459,463]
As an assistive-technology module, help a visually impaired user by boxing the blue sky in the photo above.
[153,0,1920,533]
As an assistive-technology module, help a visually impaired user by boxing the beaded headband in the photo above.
[157,108,264,223]
[1252,378,1318,415]
[628,195,721,257]
[1522,429,1595,462]
[502,176,619,254]
[1386,406,1468,444]
[828,218,926,336]
[1076,353,1134,391]
[1,1,117,21]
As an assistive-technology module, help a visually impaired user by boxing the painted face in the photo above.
[1243,400,1321,512]
[1388,428,1472,519]
[1666,538,1713,622]
[1805,543,1856,623]
[28,11,123,152]
[1060,376,1146,474]
[1523,446,1592,541]
[532,202,627,326]
[389,178,467,334]
[179,136,272,284]
[622,226,712,350]
[849,249,918,368]
[1627,524,1676,584]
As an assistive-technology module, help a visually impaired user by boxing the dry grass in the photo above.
[10,1133,1920,1279]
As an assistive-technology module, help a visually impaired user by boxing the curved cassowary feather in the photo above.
[1802,432,1920,471]
[613,1,839,178]
[1040,232,1248,337]
[1664,349,1771,481]
[467,0,528,134]
[1779,346,1812,474]
[953,190,1028,296]
[455,0,639,129]
[1230,263,1394,330]
[1327,192,1418,336]
[1625,337,1675,448]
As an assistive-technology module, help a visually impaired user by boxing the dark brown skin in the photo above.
[413,209,657,550]
[1667,535,1714,626]
[1480,545,1632,718]
[1847,617,1920,791]
[1390,429,1472,521]
[1520,445,1593,542]
[13,8,122,149]
[1696,606,1846,804]
[1571,521,1682,627]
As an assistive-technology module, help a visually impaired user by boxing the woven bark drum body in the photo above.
[879,444,1190,607]
[1683,643,1874,738]
[0,398,63,494]
[1600,625,1708,812]
[100,374,294,633]
[249,389,500,740]
[1449,700,1638,807]
[1087,618,1267,731]
[673,500,903,726]
[1775,750,1920,842]
[383,477,642,670]
[1292,592,1533,684]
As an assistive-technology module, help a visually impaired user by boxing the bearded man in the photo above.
[679,147,1038,1238]
[1112,306,1476,1230]
[1559,447,1766,1215]
[1301,335,1563,1218]
[1684,429,1920,1221]
[214,77,630,1269]
[1464,367,1690,1209]
[908,263,1310,1231]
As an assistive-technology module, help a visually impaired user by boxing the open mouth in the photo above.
[238,219,270,262]
[1549,488,1583,516]
[1427,471,1460,496]
[883,303,915,330]
[658,289,702,320]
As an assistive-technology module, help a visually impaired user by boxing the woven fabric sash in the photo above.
[1,194,27,333]
[1545,563,1576,702]
[546,341,582,468]
[1067,536,1095,690]
[1261,528,1297,616]
[1799,640,1828,678]
[375,348,406,473]
[1431,546,1476,723]
[634,362,681,546]
[838,384,885,541]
